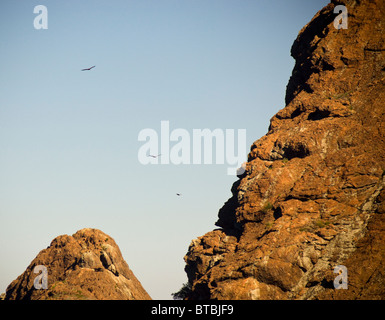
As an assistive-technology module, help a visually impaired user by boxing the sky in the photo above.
[0,0,329,299]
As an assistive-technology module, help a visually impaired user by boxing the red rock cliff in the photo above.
[184,0,385,300]
[5,228,151,300]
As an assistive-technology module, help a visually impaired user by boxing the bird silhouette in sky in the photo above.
[147,154,161,158]
[176,193,182,196]
[81,65,95,71]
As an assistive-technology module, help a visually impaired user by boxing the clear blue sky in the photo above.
[0,0,329,299]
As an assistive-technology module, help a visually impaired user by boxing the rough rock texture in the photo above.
[5,228,151,300]
[184,0,385,300]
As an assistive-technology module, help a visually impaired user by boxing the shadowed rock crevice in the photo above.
[307,109,331,121]
[281,143,310,160]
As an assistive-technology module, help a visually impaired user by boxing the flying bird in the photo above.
[81,65,95,71]
[176,193,182,196]
[147,154,161,158]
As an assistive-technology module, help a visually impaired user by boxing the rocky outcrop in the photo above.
[5,228,151,300]
[184,0,385,300]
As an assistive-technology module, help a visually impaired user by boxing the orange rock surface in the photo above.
[184,0,385,300]
[5,228,151,300]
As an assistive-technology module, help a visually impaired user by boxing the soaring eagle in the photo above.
[81,66,95,71]
[148,154,161,158]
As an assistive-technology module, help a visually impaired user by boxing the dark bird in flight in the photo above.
[81,65,95,71]
[147,154,161,158]
[176,193,182,196]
